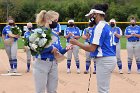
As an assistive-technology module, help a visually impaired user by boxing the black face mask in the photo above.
[49,21,57,29]
[9,23,15,26]
[69,24,74,27]
[28,28,32,31]
[110,24,115,27]
[90,17,96,25]
[132,24,135,26]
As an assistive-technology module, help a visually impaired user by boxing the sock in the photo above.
[136,61,140,70]
[117,61,122,70]
[9,60,13,69]
[94,61,96,72]
[13,59,17,69]
[86,61,91,71]
[27,60,31,70]
[128,61,132,71]
[67,60,71,69]
[76,61,80,69]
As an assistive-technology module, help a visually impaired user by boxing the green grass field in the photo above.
[0,36,127,49]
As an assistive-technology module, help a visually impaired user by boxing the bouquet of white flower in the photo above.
[11,26,22,36]
[25,27,52,56]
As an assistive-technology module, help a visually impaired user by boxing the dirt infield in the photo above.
[0,49,140,93]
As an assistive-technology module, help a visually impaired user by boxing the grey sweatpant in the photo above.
[95,56,116,93]
[33,59,58,93]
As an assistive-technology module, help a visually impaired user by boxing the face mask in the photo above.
[110,24,115,27]
[28,28,32,31]
[9,23,15,26]
[90,16,96,25]
[49,21,57,29]
[69,24,74,27]
[132,24,135,26]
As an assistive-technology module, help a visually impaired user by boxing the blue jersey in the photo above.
[52,23,61,33]
[24,30,34,39]
[2,25,18,41]
[64,27,80,43]
[111,26,122,43]
[90,21,115,58]
[83,27,94,43]
[36,30,67,61]
[125,25,140,41]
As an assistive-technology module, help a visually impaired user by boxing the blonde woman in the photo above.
[33,10,72,93]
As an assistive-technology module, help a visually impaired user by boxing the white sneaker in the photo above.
[13,69,17,73]
[67,69,71,74]
[137,69,140,74]
[8,69,14,73]
[119,69,123,74]
[77,69,80,74]
[128,69,131,74]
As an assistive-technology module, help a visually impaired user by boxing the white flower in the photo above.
[34,37,40,43]
[42,33,46,37]
[38,38,48,47]
[31,44,38,51]
[29,33,38,43]
[34,28,43,34]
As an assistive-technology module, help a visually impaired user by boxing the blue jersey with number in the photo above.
[52,23,61,33]
[2,25,18,41]
[90,21,115,58]
[125,25,140,41]
[64,27,80,43]
[111,26,122,43]
[83,27,94,43]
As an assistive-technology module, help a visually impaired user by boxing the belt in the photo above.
[128,40,139,42]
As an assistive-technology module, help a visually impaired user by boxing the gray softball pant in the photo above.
[116,42,121,62]
[33,59,58,93]
[26,48,31,62]
[95,56,116,93]
[67,43,79,61]
[126,41,140,62]
[5,42,17,66]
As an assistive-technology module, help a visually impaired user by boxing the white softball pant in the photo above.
[33,59,58,93]
[95,56,116,93]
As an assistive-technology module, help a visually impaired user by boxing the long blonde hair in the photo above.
[36,10,59,27]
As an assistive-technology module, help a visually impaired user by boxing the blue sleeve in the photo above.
[64,28,68,36]
[53,37,67,54]
[125,27,129,35]
[83,29,86,35]
[76,27,80,36]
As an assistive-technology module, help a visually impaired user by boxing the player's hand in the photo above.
[69,32,74,36]
[86,33,90,39]
[114,32,117,35]
[15,35,20,38]
[51,47,58,54]
[70,38,79,45]
[66,44,73,50]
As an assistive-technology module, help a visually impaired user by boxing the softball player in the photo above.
[2,19,20,73]
[64,19,81,74]
[109,19,123,74]
[125,17,140,74]
[70,4,117,93]
[33,10,72,93]
[23,22,34,72]
[52,23,61,35]
[82,22,96,74]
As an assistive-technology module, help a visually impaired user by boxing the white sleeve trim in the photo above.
[92,22,105,45]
